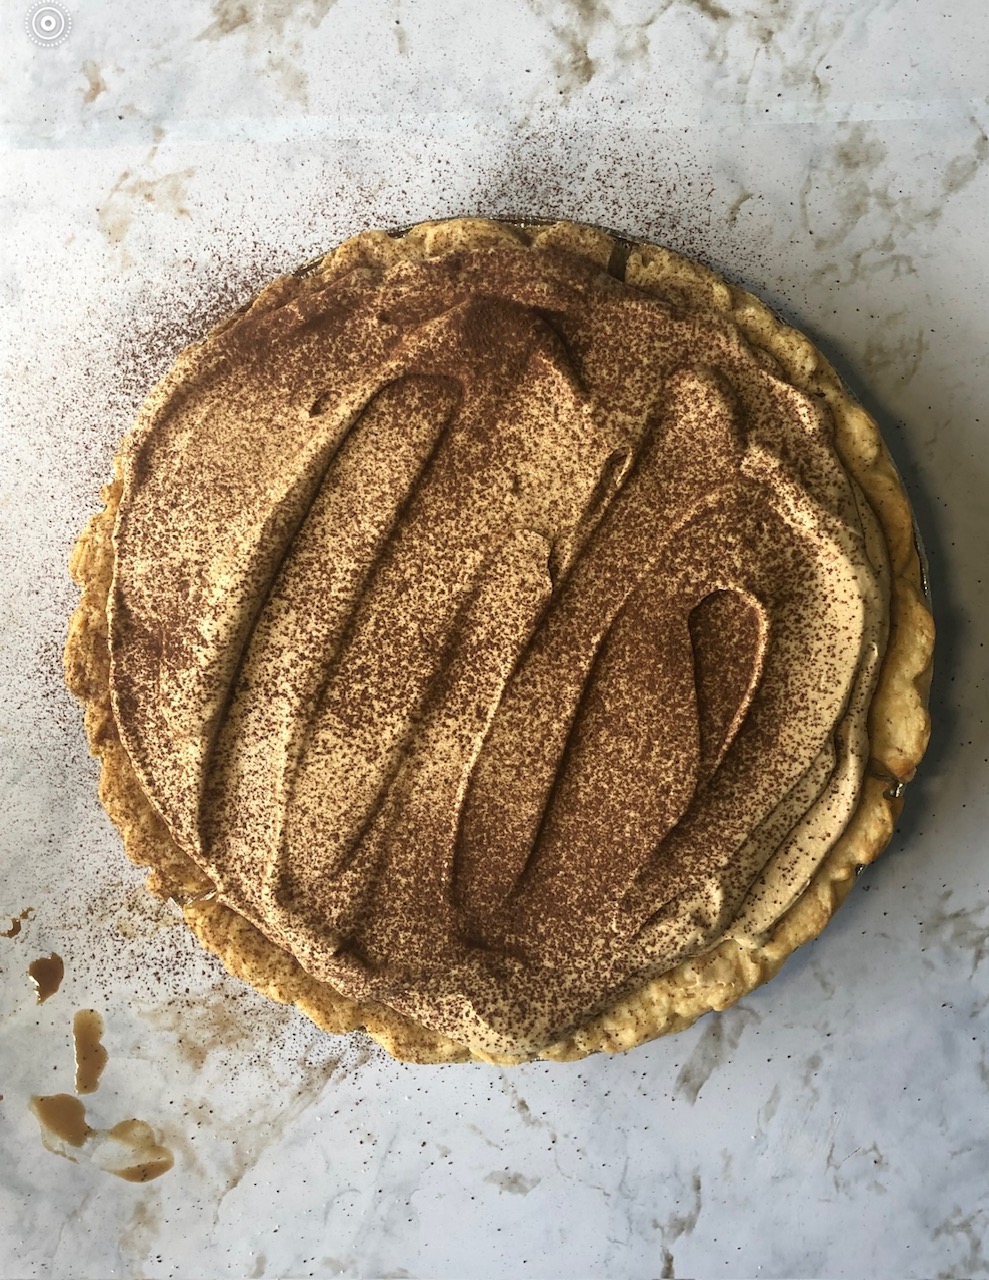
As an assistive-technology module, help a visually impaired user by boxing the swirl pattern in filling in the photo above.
[108,228,888,1056]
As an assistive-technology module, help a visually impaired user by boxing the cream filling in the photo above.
[108,235,888,1056]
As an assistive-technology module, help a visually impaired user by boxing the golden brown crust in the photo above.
[65,218,933,1064]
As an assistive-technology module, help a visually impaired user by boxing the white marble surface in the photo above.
[2,2,988,1277]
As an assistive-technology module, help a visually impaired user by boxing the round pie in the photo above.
[65,218,934,1063]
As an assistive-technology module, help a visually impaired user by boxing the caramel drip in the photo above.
[28,953,63,1003]
[2,908,34,939]
[30,1095,173,1182]
[31,1094,91,1147]
[101,1121,174,1183]
[73,1009,108,1095]
[108,233,888,1055]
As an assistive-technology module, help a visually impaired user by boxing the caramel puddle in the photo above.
[28,953,63,1002]
[29,1095,173,1182]
[73,1009,108,1095]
